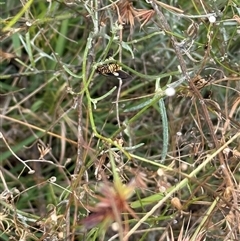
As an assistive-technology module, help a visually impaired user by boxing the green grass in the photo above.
[1,0,240,240]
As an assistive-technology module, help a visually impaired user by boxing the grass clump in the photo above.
[1,0,240,240]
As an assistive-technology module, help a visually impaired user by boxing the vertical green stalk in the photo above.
[24,1,35,68]
[25,31,35,68]
[155,78,168,162]
[54,19,69,57]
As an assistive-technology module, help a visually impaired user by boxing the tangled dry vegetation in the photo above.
[1,0,240,240]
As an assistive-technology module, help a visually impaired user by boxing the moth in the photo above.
[96,57,132,81]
